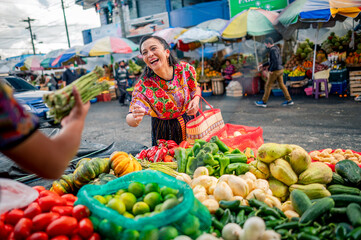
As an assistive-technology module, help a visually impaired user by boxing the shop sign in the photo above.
[229,0,288,17]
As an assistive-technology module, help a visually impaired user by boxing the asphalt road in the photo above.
[80,93,361,153]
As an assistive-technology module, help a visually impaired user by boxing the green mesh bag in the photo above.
[75,170,211,232]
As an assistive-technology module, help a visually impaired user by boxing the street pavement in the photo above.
[81,93,361,152]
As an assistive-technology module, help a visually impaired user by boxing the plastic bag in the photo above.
[0,178,39,214]
[206,124,263,154]
[75,170,211,232]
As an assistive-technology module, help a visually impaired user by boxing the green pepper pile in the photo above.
[175,136,252,177]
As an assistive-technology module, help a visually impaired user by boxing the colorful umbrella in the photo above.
[15,56,44,71]
[153,27,186,46]
[80,37,138,57]
[51,46,83,66]
[41,58,62,68]
[196,18,229,32]
[176,27,220,44]
[221,8,279,39]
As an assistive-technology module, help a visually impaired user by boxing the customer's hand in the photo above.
[132,105,146,125]
[61,86,90,127]
[187,96,200,116]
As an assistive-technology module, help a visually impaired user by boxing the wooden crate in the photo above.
[349,71,361,96]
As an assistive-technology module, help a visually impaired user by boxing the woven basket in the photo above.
[314,69,330,79]
[186,97,224,144]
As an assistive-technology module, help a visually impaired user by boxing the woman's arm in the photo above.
[126,105,146,127]
[2,87,89,179]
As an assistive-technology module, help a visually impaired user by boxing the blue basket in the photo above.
[330,80,348,94]
[288,76,306,81]
[202,91,213,97]
[90,98,97,104]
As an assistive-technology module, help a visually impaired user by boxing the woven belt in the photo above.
[177,115,186,141]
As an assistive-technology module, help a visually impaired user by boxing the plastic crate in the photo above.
[329,69,348,83]
[97,92,111,102]
[330,80,348,94]
[288,76,305,81]
[272,89,284,96]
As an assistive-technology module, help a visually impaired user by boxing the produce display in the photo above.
[128,60,143,75]
[321,31,353,54]
[310,149,361,165]
[136,139,179,163]
[295,39,314,60]
[43,66,109,123]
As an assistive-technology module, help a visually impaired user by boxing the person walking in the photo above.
[62,63,78,87]
[116,61,130,106]
[255,37,293,107]
[126,36,201,146]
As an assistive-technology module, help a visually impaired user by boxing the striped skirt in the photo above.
[151,113,195,146]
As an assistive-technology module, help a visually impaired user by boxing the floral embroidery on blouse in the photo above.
[129,61,198,119]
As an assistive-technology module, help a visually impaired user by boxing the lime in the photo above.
[159,226,179,240]
[160,186,179,198]
[123,229,140,240]
[144,192,162,210]
[104,194,113,203]
[144,183,160,194]
[161,198,179,212]
[98,219,120,238]
[89,216,100,231]
[180,215,200,236]
[93,195,107,205]
[132,202,150,215]
[123,211,135,219]
[154,203,163,212]
[118,192,137,212]
[164,193,177,201]
[139,228,159,240]
[116,188,127,195]
[128,182,145,198]
[107,198,126,214]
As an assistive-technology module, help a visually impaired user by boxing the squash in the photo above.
[51,173,75,196]
[110,151,142,177]
[73,157,111,188]
[89,173,117,185]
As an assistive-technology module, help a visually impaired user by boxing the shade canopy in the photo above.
[80,37,138,57]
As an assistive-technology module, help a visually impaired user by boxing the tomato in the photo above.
[1,212,7,221]
[26,232,49,240]
[7,231,15,240]
[32,213,60,232]
[60,194,77,203]
[24,202,42,219]
[46,216,78,237]
[72,205,90,221]
[14,218,32,240]
[39,190,59,198]
[32,186,46,194]
[51,206,73,216]
[38,196,66,212]
[1,224,13,239]
[5,209,24,225]
[88,233,101,240]
[49,236,69,240]
[69,235,82,240]
[78,218,93,239]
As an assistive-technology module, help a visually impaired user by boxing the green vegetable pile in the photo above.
[43,66,109,122]
[175,136,252,177]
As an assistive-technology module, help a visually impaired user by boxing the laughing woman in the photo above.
[126,36,201,146]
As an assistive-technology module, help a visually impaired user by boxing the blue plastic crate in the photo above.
[330,80,347,94]
[272,89,284,96]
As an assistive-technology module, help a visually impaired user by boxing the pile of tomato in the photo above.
[0,186,99,240]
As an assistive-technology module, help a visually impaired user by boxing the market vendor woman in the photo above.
[126,36,201,146]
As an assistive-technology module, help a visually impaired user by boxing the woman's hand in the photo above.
[132,105,146,126]
[61,86,90,127]
[187,96,200,116]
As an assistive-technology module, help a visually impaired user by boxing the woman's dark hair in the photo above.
[139,35,179,78]
[264,37,274,45]
[225,59,231,64]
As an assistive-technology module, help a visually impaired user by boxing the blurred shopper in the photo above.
[222,59,236,85]
[62,63,78,86]
[44,74,57,91]
[116,61,130,106]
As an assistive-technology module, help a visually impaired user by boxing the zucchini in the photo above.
[328,184,361,196]
[335,160,361,186]
[347,203,361,227]
[290,189,312,216]
[330,172,345,185]
[300,198,335,224]
[329,194,361,207]
[330,207,348,221]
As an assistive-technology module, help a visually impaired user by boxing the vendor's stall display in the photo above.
[309,149,361,171]
[349,71,361,97]
[295,39,314,61]
[136,139,178,163]
[322,31,353,55]
[43,66,109,123]
[128,59,143,75]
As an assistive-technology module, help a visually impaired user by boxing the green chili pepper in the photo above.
[297,232,321,240]
[238,205,254,213]
[219,200,240,211]
[247,211,256,218]
[205,165,215,176]
[236,210,246,224]
[174,148,187,173]
[235,163,249,175]
[215,208,225,219]
[231,148,242,154]
[348,226,361,240]
[192,142,201,157]
[220,209,232,225]
[225,163,239,174]
[248,199,269,209]
[214,229,221,238]
[301,227,319,235]
[274,207,287,219]
[225,153,248,163]
[203,152,219,167]
[224,151,231,155]
[203,142,219,155]
[275,229,289,238]
[210,136,229,152]
[335,224,348,240]
[186,156,197,175]
[211,217,224,231]
[259,206,281,219]
[263,215,278,222]
[274,221,299,230]
[219,156,230,176]
[266,219,284,229]
[194,139,207,147]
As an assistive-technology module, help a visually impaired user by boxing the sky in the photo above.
[0,0,100,59]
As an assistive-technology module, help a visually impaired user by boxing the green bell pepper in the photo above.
[186,156,197,175]
[219,156,230,176]
[202,142,219,155]
[203,152,219,167]
[210,136,229,153]
[194,139,207,147]
[226,153,248,163]
[225,163,249,175]
[186,147,193,158]
[231,148,242,154]
[192,142,201,157]
[175,147,187,173]
[195,150,207,167]
[205,165,215,175]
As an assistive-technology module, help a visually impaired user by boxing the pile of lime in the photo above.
[93,182,181,219]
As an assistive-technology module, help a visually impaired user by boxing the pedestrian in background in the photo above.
[116,61,129,106]
[255,37,293,108]
[222,59,236,86]
[44,74,57,91]
[62,63,78,87]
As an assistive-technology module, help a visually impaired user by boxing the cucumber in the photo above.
[300,198,335,224]
[290,189,312,216]
[329,194,361,207]
[330,172,345,185]
[330,207,348,222]
[328,184,361,196]
[335,160,361,186]
[347,203,361,227]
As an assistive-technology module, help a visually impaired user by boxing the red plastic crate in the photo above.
[97,92,111,102]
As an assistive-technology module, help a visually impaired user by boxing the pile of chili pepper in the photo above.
[210,198,361,240]
[136,139,179,163]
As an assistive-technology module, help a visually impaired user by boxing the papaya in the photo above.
[298,162,333,185]
[257,143,292,163]
[270,158,298,186]
[289,147,311,175]
[289,183,331,199]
